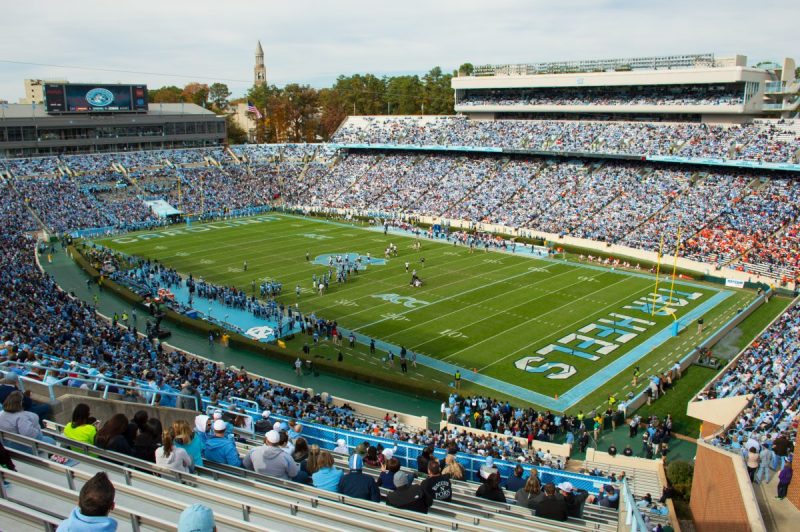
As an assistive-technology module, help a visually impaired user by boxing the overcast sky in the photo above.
[1,0,798,101]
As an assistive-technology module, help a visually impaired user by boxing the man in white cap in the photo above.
[381,446,397,462]
[558,481,589,518]
[478,456,498,483]
[333,438,349,454]
[254,411,271,433]
[202,419,241,467]
[243,430,300,481]
[177,503,216,532]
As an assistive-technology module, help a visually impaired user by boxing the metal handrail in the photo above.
[11,372,198,410]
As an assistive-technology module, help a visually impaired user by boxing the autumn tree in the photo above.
[181,83,210,107]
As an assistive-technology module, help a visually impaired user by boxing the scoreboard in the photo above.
[44,84,149,113]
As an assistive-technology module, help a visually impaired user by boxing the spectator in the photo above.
[305,444,323,475]
[242,430,298,480]
[133,418,163,463]
[96,414,135,457]
[203,419,241,467]
[421,459,452,502]
[378,457,401,490]
[63,403,98,447]
[590,484,620,509]
[56,472,117,532]
[177,503,215,532]
[0,391,53,445]
[417,445,434,474]
[558,481,589,518]
[338,454,381,502]
[746,447,760,482]
[386,472,433,514]
[608,443,618,457]
[333,438,348,454]
[156,426,193,473]
[311,450,343,492]
[176,381,202,411]
[193,415,211,446]
[442,454,465,480]
[478,456,499,483]
[172,419,203,469]
[0,373,52,422]
[504,464,526,492]
[476,472,506,502]
[292,437,310,469]
[254,410,271,433]
[777,458,793,500]
[535,482,568,521]
[363,445,380,468]
[515,473,543,510]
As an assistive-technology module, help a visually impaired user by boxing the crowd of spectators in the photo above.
[697,303,799,463]
[457,85,744,107]
[333,116,800,163]
[6,140,800,282]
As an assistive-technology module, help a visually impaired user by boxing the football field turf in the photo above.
[95,213,755,410]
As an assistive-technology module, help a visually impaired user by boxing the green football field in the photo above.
[95,213,757,410]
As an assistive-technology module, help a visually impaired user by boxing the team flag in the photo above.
[246,102,263,119]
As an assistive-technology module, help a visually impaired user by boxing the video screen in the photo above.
[44,84,148,113]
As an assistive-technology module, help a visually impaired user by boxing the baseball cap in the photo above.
[382,447,395,459]
[266,430,281,444]
[212,410,222,419]
[212,419,226,432]
[177,503,215,532]
[348,454,364,471]
[261,410,271,418]
[393,471,411,488]
[337,438,346,446]
[557,481,574,492]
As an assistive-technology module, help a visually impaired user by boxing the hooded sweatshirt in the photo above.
[242,445,299,480]
[56,507,118,532]
[175,432,204,468]
[203,434,241,467]
[312,466,343,492]
[194,415,210,445]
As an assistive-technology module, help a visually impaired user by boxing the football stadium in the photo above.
[1,4,800,531]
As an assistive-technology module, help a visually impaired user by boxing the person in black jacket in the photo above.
[254,410,272,434]
[133,418,162,463]
[338,454,380,502]
[421,460,452,502]
[96,413,135,456]
[386,472,433,514]
[535,483,568,521]
[416,446,433,474]
[475,472,506,502]
[557,481,589,518]
[504,465,526,492]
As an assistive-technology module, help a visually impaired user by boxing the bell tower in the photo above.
[254,40,266,86]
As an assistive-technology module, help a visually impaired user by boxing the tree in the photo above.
[149,86,183,103]
[422,67,454,115]
[224,114,248,144]
[386,75,423,115]
[209,83,231,111]
[181,83,209,108]
[458,63,474,76]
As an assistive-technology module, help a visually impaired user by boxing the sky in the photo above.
[1,0,798,101]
